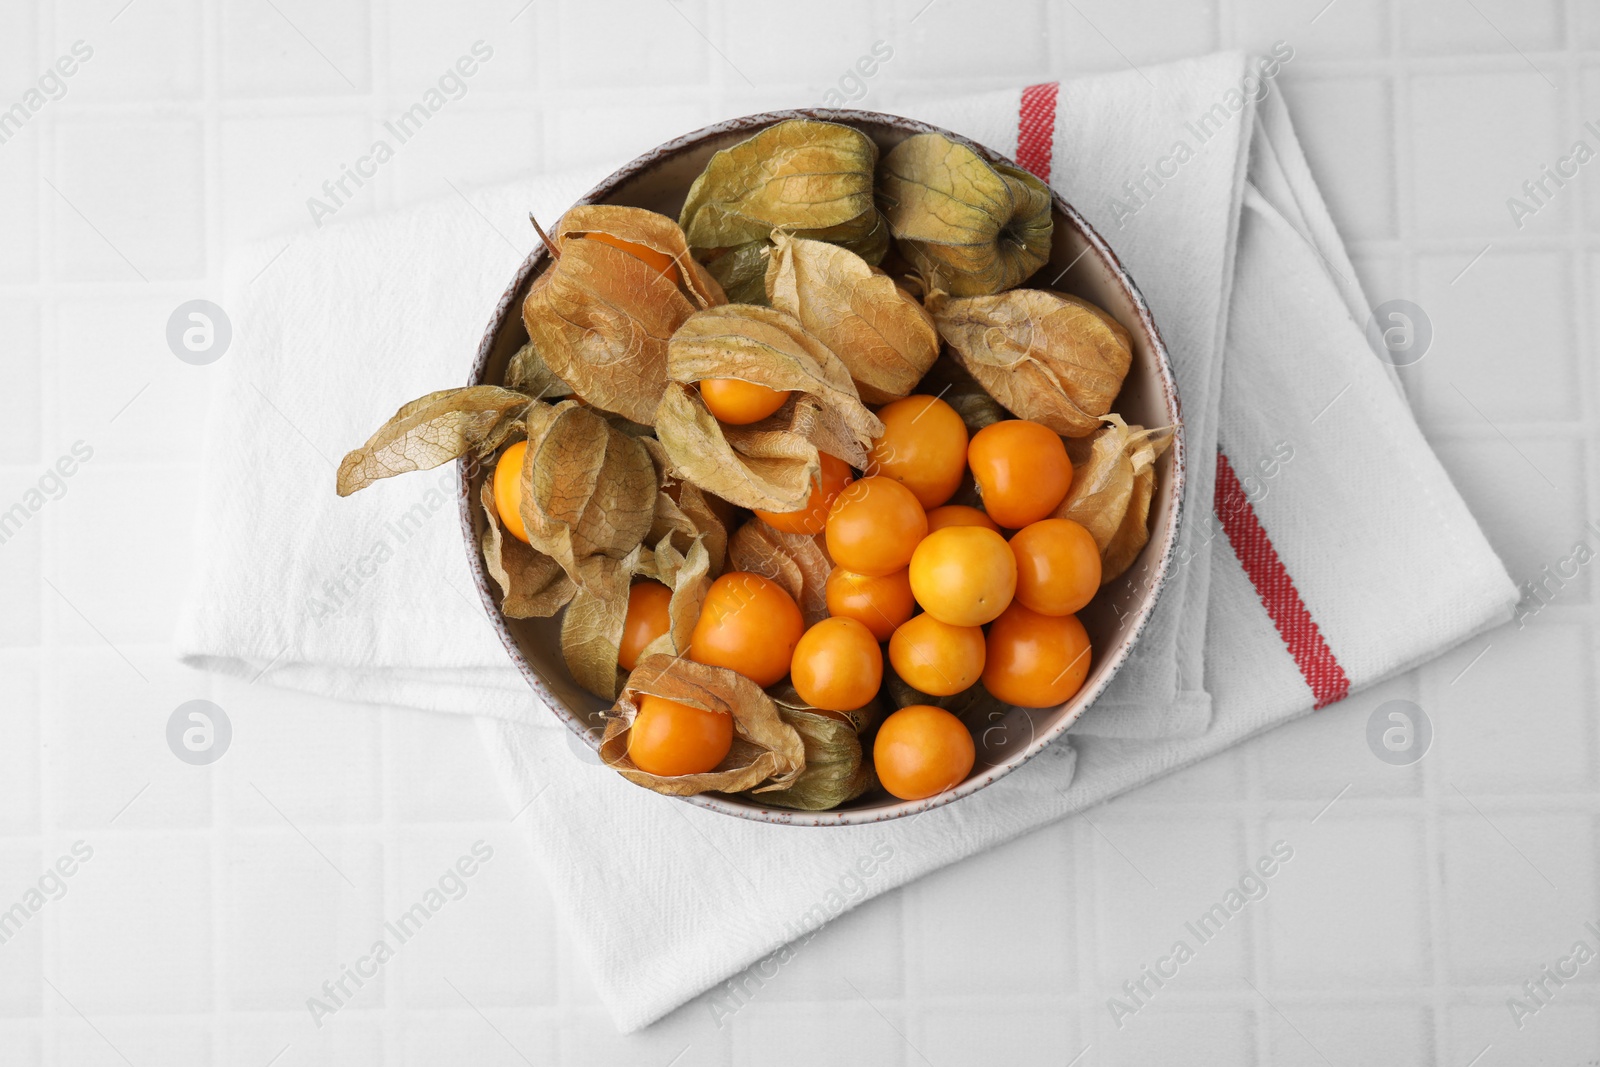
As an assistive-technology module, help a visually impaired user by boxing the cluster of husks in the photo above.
[335,118,1167,810]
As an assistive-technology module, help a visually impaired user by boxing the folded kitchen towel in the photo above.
[175,51,1518,1031]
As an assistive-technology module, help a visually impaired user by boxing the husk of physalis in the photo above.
[753,683,880,811]
[1053,414,1174,582]
[727,519,833,627]
[929,288,1133,438]
[655,304,881,512]
[336,385,532,496]
[600,655,806,796]
[679,118,888,304]
[478,479,575,619]
[521,204,724,425]
[878,132,1053,296]
[764,232,938,404]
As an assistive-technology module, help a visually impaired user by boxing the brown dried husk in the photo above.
[600,654,806,796]
[727,520,832,626]
[679,119,888,303]
[518,400,657,588]
[634,534,714,663]
[504,339,573,401]
[1053,414,1174,583]
[559,549,642,700]
[336,386,530,496]
[879,133,1053,296]
[522,205,724,425]
[917,359,1011,434]
[639,437,728,575]
[478,479,575,618]
[656,305,881,511]
[930,288,1132,437]
[764,232,939,404]
[757,684,879,810]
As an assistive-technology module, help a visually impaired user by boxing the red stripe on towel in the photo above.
[1215,451,1351,709]
[1016,82,1059,181]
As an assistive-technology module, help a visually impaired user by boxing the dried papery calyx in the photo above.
[559,548,643,700]
[679,119,888,303]
[727,519,832,627]
[1053,414,1173,582]
[655,305,882,512]
[878,132,1053,296]
[764,232,939,404]
[600,654,807,796]
[478,479,575,618]
[755,683,879,811]
[504,338,573,401]
[521,205,725,425]
[336,386,531,496]
[517,399,657,587]
[640,437,729,575]
[929,288,1132,437]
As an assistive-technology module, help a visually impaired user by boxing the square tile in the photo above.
[48,461,198,646]
[1283,76,1395,240]
[54,0,203,101]
[216,684,383,827]
[0,844,43,1017]
[1446,999,1600,1065]
[392,830,557,1008]
[1100,1007,1255,1066]
[386,108,544,210]
[555,0,709,88]
[56,296,213,463]
[54,1020,212,1066]
[1429,622,1595,792]
[225,1016,383,1067]
[0,655,40,834]
[0,134,39,282]
[732,1001,911,1067]
[1233,0,1389,61]
[1412,249,1578,424]
[1266,1003,1430,1066]
[385,707,504,823]
[1429,439,1588,608]
[895,0,1050,78]
[223,834,384,1011]
[1051,0,1219,69]
[560,1002,725,1066]
[0,300,40,464]
[905,820,1075,996]
[1409,72,1569,237]
[725,2,886,87]
[386,6,538,94]
[1262,815,1430,984]
[44,648,212,828]
[0,5,37,102]
[55,837,213,1013]
[218,114,374,256]
[220,0,372,97]
[545,102,716,172]
[52,118,206,281]
[1402,0,1563,54]
[914,1003,1079,1067]
[1093,816,1254,990]
[1440,812,1598,983]
[0,469,43,648]
[400,1013,556,1067]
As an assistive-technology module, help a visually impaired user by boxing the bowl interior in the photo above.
[464,109,1184,825]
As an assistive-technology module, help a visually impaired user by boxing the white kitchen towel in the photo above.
[175,51,1519,1031]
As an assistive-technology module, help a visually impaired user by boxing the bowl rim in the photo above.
[460,107,1186,826]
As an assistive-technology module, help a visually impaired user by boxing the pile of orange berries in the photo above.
[497,393,1104,804]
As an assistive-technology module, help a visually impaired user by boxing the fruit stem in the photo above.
[528,213,560,259]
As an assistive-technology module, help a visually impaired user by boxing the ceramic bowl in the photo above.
[460,108,1184,825]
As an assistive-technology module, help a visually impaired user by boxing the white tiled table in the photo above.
[3,0,1598,1063]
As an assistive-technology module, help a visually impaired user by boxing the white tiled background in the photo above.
[2,0,1597,1063]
